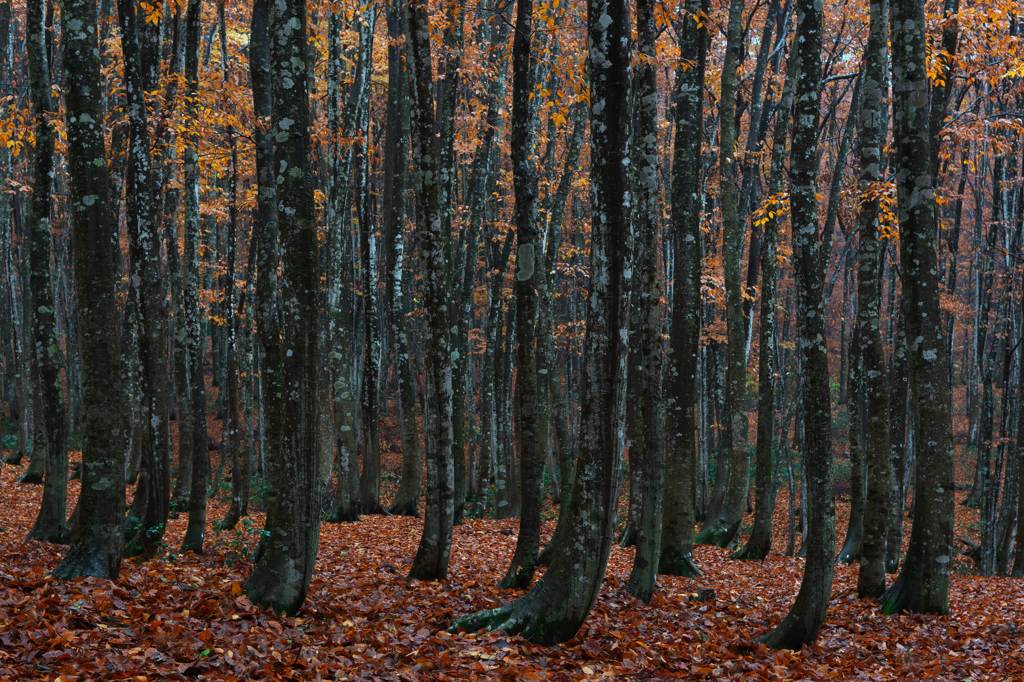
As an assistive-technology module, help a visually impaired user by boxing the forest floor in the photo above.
[1,452,1022,680]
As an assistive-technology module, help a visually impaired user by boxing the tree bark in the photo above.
[881,0,955,615]
[760,0,835,649]
[244,0,322,614]
[453,0,630,642]
[54,0,127,580]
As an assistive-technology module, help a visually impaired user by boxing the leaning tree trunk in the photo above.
[54,0,127,580]
[26,0,69,543]
[453,0,630,643]
[760,0,835,650]
[407,0,455,581]
[881,0,954,616]
[855,0,891,599]
[243,0,322,614]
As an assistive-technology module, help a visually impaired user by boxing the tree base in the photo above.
[836,532,862,565]
[499,556,536,589]
[53,543,120,580]
[732,538,770,561]
[880,571,948,615]
[28,523,68,545]
[758,611,814,650]
[18,471,44,485]
[452,594,570,645]
[245,558,305,615]
[695,519,741,548]
[326,507,360,523]
[3,450,25,465]
[658,550,702,577]
[388,499,419,517]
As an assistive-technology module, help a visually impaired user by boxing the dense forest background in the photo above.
[2,0,1024,676]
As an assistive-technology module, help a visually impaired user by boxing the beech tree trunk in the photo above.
[855,0,891,599]
[881,0,955,615]
[761,0,835,649]
[54,0,127,580]
[454,0,630,642]
[698,0,748,548]
[26,0,68,543]
[407,0,455,581]
[243,0,322,614]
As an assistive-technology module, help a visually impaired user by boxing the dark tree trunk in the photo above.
[181,0,209,554]
[454,0,630,643]
[855,0,891,599]
[54,0,127,580]
[407,0,455,580]
[500,0,543,590]
[735,39,797,563]
[760,0,835,649]
[117,0,171,557]
[625,0,664,603]
[244,0,322,614]
[698,0,748,548]
[26,0,68,543]
[881,0,955,615]
[659,0,707,579]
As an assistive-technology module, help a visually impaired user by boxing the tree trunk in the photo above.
[26,0,69,543]
[659,0,707,579]
[855,0,891,599]
[881,0,955,615]
[54,0,127,580]
[760,0,835,649]
[625,0,664,602]
[407,0,455,580]
[243,0,322,614]
[735,38,797,562]
[181,0,209,554]
[454,0,630,642]
[698,0,748,548]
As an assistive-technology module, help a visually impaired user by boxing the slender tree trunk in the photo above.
[760,0,835,649]
[735,40,797,562]
[659,0,707,578]
[500,0,543,590]
[625,0,664,602]
[454,0,630,642]
[854,0,891,598]
[25,0,68,543]
[698,0,748,548]
[407,0,455,580]
[181,0,209,554]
